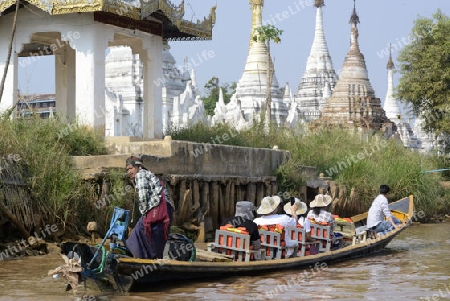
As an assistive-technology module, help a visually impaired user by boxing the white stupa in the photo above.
[382,47,419,149]
[215,0,288,126]
[295,0,338,123]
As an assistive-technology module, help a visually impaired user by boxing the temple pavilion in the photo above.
[0,0,215,138]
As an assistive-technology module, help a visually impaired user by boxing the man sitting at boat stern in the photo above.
[367,185,401,236]
[221,201,261,251]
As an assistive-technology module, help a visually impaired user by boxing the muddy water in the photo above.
[1,223,449,301]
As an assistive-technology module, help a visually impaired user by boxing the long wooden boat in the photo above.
[56,195,414,292]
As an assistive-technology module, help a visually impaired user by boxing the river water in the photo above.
[1,222,449,301]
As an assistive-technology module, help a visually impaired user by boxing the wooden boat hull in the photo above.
[117,224,407,286]
[61,195,414,292]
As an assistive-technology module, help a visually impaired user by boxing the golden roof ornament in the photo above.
[349,0,360,25]
[249,0,264,6]
[387,44,395,69]
[315,0,325,8]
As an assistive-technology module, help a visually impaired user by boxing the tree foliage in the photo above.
[202,77,236,116]
[397,9,450,136]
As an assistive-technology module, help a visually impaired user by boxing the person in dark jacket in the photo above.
[221,201,261,251]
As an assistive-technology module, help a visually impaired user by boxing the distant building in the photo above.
[16,94,56,119]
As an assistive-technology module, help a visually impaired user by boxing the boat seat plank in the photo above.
[352,225,368,245]
[197,248,234,262]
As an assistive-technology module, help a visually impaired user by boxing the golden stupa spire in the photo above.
[349,0,360,25]
[249,0,264,47]
[387,44,395,70]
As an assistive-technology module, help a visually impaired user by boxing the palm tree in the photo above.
[253,24,283,125]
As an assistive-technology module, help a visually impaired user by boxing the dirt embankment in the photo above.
[440,181,450,190]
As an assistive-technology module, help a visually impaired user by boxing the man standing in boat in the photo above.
[367,185,401,236]
[125,156,175,259]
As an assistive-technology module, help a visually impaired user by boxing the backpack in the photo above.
[164,233,196,262]
[143,179,170,242]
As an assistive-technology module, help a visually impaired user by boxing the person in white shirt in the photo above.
[253,196,299,257]
[253,196,298,227]
[283,198,313,242]
[367,185,401,235]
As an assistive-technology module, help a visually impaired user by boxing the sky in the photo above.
[19,0,450,117]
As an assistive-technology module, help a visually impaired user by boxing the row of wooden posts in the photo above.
[163,175,366,241]
[164,175,279,241]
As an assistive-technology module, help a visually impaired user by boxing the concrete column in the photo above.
[0,21,22,113]
[70,25,110,133]
[54,44,76,120]
[141,35,163,139]
[0,52,18,113]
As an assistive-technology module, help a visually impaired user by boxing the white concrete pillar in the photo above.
[0,16,22,112]
[55,44,76,120]
[0,52,18,113]
[140,35,163,139]
[70,25,111,133]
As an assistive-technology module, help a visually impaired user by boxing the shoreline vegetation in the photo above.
[1,116,449,259]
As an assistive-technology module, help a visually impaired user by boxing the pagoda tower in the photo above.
[224,0,288,126]
[319,1,393,132]
[383,46,402,123]
[382,47,419,148]
[295,0,338,122]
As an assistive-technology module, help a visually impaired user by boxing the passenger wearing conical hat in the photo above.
[306,194,335,233]
[253,196,298,228]
[284,198,314,242]
[254,195,301,258]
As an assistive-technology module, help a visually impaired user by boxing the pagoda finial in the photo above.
[349,0,360,25]
[249,0,263,7]
[315,0,325,8]
[387,44,395,69]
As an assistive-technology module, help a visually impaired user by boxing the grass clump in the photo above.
[0,115,108,236]
[290,129,447,218]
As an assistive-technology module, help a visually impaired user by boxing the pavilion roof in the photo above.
[0,0,215,40]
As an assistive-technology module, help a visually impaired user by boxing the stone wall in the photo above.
[72,137,290,242]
